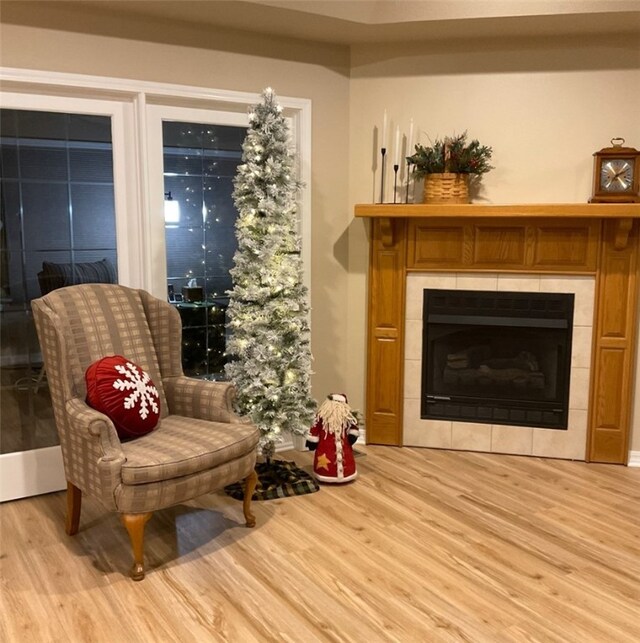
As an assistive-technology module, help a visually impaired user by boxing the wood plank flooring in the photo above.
[1,446,639,642]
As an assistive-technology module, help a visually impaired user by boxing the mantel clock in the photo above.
[590,138,640,203]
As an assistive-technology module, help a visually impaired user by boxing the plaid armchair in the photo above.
[32,283,259,580]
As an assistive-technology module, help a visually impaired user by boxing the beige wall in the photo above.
[0,16,351,404]
[347,34,640,450]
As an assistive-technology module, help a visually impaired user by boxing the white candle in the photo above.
[381,110,388,150]
[394,125,400,166]
[407,118,414,157]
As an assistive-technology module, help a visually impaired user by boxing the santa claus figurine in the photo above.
[306,393,359,483]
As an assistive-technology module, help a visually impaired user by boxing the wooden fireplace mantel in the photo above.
[356,202,640,464]
[355,203,640,250]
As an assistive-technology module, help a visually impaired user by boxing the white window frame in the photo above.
[0,90,141,289]
[146,105,249,299]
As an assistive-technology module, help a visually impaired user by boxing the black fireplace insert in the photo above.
[421,289,574,429]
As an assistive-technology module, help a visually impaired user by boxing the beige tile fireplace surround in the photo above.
[355,203,640,464]
[403,272,594,459]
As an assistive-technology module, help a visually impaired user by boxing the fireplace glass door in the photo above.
[422,290,574,429]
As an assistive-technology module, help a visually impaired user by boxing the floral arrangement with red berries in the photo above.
[407,132,493,177]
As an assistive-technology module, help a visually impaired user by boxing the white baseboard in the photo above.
[0,445,66,502]
[628,451,640,467]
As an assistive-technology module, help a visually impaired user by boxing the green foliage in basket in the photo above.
[407,132,493,177]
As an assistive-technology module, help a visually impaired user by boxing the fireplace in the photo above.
[355,204,640,463]
[421,289,574,429]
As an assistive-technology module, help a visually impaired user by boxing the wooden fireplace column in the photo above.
[356,204,640,464]
[590,219,639,462]
[365,216,408,446]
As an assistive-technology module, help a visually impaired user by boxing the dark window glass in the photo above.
[0,109,117,455]
[163,120,245,379]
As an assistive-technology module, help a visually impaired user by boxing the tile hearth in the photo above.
[403,272,595,460]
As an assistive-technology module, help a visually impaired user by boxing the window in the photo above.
[1,107,117,455]
[162,120,245,377]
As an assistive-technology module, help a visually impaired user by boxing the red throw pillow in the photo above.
[85,355,161,439]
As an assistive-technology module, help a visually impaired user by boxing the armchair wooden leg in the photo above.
[120,512,153,581]
[243,469,258,528]
[65,482,82,536]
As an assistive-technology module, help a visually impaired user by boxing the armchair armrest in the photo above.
[163,376,250,424]
[65,398,126,510]
[66,398,125,460]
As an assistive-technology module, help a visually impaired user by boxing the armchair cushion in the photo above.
[120,415,259,485]
[86,356,161,439]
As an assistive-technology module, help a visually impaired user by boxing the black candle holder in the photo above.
[393,164,399,204]
[379,148,387,203]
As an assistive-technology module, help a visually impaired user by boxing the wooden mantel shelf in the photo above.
[355,202,640,219]
[355,203,640,250]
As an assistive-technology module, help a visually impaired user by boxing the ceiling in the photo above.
[78,0,640,45]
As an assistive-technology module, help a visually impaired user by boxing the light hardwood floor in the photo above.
[1,446,639,642]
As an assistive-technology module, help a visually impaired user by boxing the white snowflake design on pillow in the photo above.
[112,362,160,420]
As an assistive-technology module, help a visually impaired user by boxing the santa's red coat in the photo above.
[307,418,359,483]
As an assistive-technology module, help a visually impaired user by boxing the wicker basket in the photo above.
[423,173,470,204]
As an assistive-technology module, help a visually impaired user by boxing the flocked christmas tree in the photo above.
[225,88,316,461]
